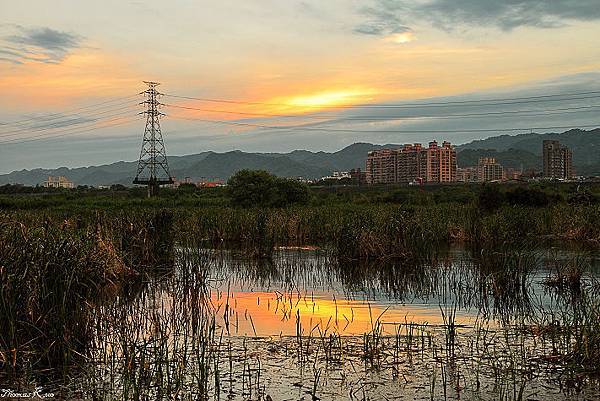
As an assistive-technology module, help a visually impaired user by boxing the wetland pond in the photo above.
[31,245,600,400]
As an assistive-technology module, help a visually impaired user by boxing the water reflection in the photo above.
[9,243,599,400]
[181,246,600,337]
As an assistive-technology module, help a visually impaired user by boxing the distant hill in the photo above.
[175,151,331,180]
[0,144,389,186]
[457,128,600,167]
[1,128,598,186]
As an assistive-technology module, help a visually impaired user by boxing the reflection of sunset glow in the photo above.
[210,290,475,337]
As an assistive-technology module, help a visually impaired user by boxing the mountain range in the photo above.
[1,128,599,186]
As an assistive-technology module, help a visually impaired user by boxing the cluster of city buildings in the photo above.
[318,169,366,184]
[42,176,75,189]
[34,139,577,190]
[456,157,522,183]
[168,176,225,188]
[364,139,575,185]
[365,141,457,185]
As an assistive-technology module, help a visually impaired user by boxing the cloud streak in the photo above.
[354,3,411,35]
[355,0,600,34]
[1,26,82,64]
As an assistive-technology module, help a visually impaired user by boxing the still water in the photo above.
[199,246,600,337]
[55,244,600,400]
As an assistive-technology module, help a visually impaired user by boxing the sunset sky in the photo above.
[1,0,600,173]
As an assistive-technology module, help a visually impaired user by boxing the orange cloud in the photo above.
[273,88,378,110]
[0,50,140,111]
[164,87,382,123]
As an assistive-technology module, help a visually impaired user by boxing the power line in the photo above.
[0,107,139,138]
[163,90,600,109]
[163,102,600,120]
[168,114,600,134]
[0,94,141,127]
[3,87,599,148]
[0,116,140,145]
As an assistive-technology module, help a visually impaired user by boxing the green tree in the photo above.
[272,177,310,207]
[227,169,309,207]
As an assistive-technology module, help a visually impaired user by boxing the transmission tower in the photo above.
[133,81,173,196]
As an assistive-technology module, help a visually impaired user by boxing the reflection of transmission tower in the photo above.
[133,81,173,197]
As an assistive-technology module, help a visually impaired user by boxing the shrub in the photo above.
[477,184,504,212]
[227,169,310,208]
[178,183,198,192]
[568,190,597,205]
[273,177,310,207]
[505,186,551,207]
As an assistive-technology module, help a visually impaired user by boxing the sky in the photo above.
[1,0,600,173]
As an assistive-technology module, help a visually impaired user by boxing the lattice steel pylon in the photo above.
[133,81,173,196]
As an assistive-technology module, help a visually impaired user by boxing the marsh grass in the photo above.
[0,210,175,382]
[0,203,599,399]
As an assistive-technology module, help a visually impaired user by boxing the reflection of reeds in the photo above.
[362,303,389,370]
[1,205,600,399]
[470,244,538,320]
[542,255,588,296]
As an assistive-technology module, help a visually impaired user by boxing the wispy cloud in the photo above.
[1,26,83,64]
[354,0,600,34]
[354,3,411,36]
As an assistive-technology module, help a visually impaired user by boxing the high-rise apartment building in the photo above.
[397,143,427,183]
[543,140,573,179]
[426,141,456,183]
[365,149,397,184]
[477,157,504,182]
[366,141,457,185]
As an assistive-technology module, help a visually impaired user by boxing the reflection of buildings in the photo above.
[366,141,457,185]
[42,176,74,189]
[543,140,573,179]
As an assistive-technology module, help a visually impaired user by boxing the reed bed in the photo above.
[0,210,174,381]
[0,202,599,399]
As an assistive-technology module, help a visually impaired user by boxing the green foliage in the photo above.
[477,184,505,212]
[568,190,597,205]
[227,169,309,208]
[505,186,553,207]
